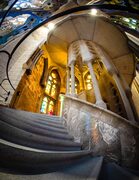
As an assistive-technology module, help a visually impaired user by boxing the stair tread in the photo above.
[0,114,68,134]
[0,113,72,139]
[99,162,139,180]
[0,107,79,151]
[0,107,62,123]
[0,157,103,180]
[0,120,81,150]
[0,140,102,180]
[0,109,69,135]
[0,108,64,127]
[0,139,91,173]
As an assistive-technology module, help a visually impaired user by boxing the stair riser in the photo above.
[0,121,81,150]
[33,120,65,129]
[0,114,71,140]
[0,108,62,123]
[1,111,65,129]
[0,142,91,174]
[0,120,72,140]
[0,115,68,134]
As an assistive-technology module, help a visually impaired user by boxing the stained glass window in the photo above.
[0,14,30,36]
[85,73,92,90]
[45,70,59,99]
[69,78,79,94]
[40,97,48,113]
[51,72,57,78]
[48,100,54,114]
[41,70,60,115]
[111,16,139,31]
[13,0,47,9]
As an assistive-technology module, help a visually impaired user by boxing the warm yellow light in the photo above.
[91,9,98,16]
[51,72,57,78]
[49,76,52,80]
[48,22,55,30]
[87,84,92,90]
[87,75,91,79]
[86,79,91,83]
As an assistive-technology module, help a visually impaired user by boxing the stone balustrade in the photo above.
[62,95,139,169]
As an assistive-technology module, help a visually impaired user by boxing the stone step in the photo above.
[99,162,139,180]
[0,107,62,123]
[0,114,73,140]
[0,139,91,174]
[0,156,103,179]
[0,107,64,126]
[16,111,63,124]
[25,122,68,134]
[33,120,65,129]
[1,110,68,131]
[0,120,81,151]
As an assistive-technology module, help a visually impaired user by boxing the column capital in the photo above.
[85,59,94,64]
[85,59,96,67]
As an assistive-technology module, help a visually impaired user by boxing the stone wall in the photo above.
[0,26,49,105]
[131,71,139,119]
[10,56,46,112]
[62,96,139,169]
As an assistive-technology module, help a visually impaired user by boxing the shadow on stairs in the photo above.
[0,107,139,180]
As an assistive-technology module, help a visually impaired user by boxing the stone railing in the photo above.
[62,95,139,169]
[77,91,86,101]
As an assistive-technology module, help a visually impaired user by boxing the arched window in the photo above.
[40,97,48,113]
[85,73,92,90]
[48,100,54,114]
[41,69,60,115]
[45,70,59,99]
[69,77,79,94]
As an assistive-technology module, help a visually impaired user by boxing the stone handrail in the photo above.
[62,95,139,169]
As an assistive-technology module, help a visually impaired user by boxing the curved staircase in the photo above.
[0,106,139,180]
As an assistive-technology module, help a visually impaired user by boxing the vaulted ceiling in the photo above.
[46,14,135,85]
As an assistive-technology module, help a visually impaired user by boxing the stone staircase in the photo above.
[0,106,139,180]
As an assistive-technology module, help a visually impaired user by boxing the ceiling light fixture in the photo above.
[91,9,98,16]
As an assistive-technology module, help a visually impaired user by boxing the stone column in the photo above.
[81,70,85,91]
[87,61,107,109]
[70,61,76,96]
[66,67,70,95]
[67,43,77,96]
[77,40,106,109]
[113,74,135,122]
[93,43,135,122]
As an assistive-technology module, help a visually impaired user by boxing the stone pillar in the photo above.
[77,40,106,109]
[70,61,76,96]
[67,43,77,96]
[93,43,135,122]
[113,74,135,122]
[87,61,107,109]
[81,70,85,91]
[66,67,70,95]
